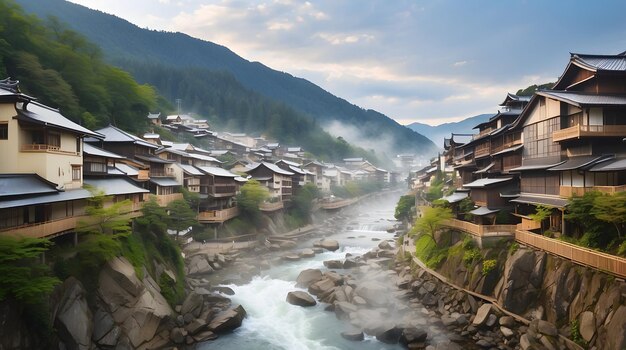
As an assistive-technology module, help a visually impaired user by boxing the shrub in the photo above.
[463,249,482,267]
[482,259,497,276]
[508,242,519,255]
[618,240,626,257]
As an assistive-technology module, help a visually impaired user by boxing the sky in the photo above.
[68,0,626,126]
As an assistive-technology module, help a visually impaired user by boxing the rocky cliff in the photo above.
[432,244,626,349]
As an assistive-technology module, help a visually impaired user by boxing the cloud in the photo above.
[69,0,626,127]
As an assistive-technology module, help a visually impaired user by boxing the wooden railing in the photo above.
[492,139,522,154]
[515,229,626,278]
[1,202,144,239]
[320,198,358,210]
[441,218,516,237]
[155,193,184,206]
[474,144,491,158]
[21,144,77,155]
[197,207,239,223]
[259,201,284,211]
[559,185,626,197]
[553,124,626,142]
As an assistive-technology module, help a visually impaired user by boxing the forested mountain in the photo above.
[0,0,382,163]
[406,114,493,147]
[15,0,438,158]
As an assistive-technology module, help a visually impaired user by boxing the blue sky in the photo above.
[69,0,626,125]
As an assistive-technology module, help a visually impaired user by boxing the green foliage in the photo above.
[237,180,269,225]
[516,82,554,96]
[482,259,497,276]
[463,249,482,267]
[120,233,146,279]
[617,240,626,257]
[166,199,198,235]
[0,2,158,132]
[458,197,475,221]
[78,188,133,235]
[570,319,586,346]
[181,187,200,210]
[508,242,519,255]
[412,206,453,245]
[394,195,415,221]
[591,191,626,238]
[158,271,184,307]
[289,183,320,226]
[0,236,60,304]
[529,205,551,234]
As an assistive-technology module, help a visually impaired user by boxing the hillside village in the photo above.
[411,51,626,277]
[0,77,401,240]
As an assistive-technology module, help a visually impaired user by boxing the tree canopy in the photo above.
[412,206,453,245]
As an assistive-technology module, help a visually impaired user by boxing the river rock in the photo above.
[354,281,389,306]
[319,239,340,251]
[500,326,514,338]
[323,260,344,269]
[499,315,515,328]
[300,249,316,258]
[208,305,247,333]
[54,277,93,350]
[341,330,364,341]
[378,240,393,250]
[279,240,297,249]
[185,318,207,335]
[309,278,336,297]
[296,269,323,288]
[375,324,402,344]
[212,286,235,295]
[334,301,358,319]
[181,291,204,317]
[286,291,317,307]
[472,304,492,326]
[282,254,301,261]
[343,258,357,269]
[170,327,186,344]
[187,254,214,275]
[400,327,428,345]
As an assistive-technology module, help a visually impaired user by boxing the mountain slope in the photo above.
[406,114,493,146]
[15,0,438,158]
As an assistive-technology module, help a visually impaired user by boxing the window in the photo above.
[76,138,81,153]
[72,166,81,181]
[48,133,61,148]
[0,123,7,140]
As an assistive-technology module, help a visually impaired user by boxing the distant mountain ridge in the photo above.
[16,0,438,159]
[406,114,493,147]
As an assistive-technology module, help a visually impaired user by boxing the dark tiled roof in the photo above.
[0,188,91,209]
[83,143,124,159]
[89,125,158,148]
[537,90,626,107]
[17,101,101,137]
[149,178,180,187]
[573,53,626,71]
[84,178,149,195]
[511,194,569,208]
[0,174,59,197]
[548,155,610,171]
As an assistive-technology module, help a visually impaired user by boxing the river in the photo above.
[197,192,432,350]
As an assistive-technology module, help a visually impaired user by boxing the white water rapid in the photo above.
[197,194,406,350]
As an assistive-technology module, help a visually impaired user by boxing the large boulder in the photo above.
[308,278,336,297]
[354,281,389,306]
[323,260,344,269]
[579,311,595,343]
[498,249,544,314]
[98,257,172,348]
[399,328,428,346]
[286,291,317,307]
[472,304,492,326]
[208,305,247,333]
[181,291,204,317]
[319,239,340,252]
[605,305,626,350]
[375,324,402,344]
[296,269,323,288]
[54,277,93,350]
[187,254,214,275]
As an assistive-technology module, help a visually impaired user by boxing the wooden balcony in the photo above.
[198,207,239,223]
[515,229,626,278]
[1,216,80,238]
[137,170,150,180]
[559,185,626,197]
[259,201,284,212]
[441,218,516,237]
[155,193,184,207]
[553,124,626,142]
[202,185,237,197]
[474,147,490,158]
[21,144,77,155]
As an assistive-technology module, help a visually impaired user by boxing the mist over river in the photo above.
[196,193,460,350]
